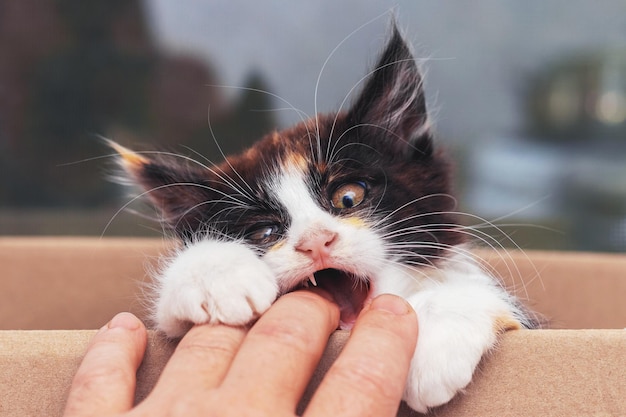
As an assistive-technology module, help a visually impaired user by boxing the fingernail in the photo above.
[107,312,142,330]
[370,294,413,315]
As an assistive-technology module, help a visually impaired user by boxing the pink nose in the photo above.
[295,229,338,261]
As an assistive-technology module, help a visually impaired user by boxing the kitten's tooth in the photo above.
[309,275,318,287]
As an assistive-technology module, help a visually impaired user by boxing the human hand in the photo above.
[63,290,418,417]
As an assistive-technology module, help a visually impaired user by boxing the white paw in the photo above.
[154,240,278,337]
[403,321,496,413]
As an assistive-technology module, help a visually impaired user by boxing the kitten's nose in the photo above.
[295,229,338,261]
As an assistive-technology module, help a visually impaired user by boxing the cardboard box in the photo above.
[1,237,625,416]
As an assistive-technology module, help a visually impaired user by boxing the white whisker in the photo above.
[205,105,257,199]
[314,11,391,162]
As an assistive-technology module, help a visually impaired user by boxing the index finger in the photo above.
[304,294,418,417]
[218,289,340,413]
[146,323,247,404]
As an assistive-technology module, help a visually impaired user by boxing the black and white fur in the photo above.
[112,23,536,413]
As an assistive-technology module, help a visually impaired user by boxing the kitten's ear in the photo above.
[108,140,213,237]
[348,23,432,159]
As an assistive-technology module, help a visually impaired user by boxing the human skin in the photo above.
[63,290,418,417]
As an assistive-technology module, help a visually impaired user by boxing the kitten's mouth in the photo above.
[300,268,371,330]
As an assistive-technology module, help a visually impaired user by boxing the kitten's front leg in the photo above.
[402,278,523,413]
[154,240,278,338]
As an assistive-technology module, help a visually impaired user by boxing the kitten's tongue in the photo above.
[313,269,369,330]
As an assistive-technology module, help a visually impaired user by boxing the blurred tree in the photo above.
[0,1,277,208]
[9,0,155,206]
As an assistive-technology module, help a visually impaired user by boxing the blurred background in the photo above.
[1,0,625,252]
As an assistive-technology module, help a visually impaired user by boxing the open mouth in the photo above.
[300,268,371,330]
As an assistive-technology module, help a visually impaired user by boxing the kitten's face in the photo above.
[114,26,462,327]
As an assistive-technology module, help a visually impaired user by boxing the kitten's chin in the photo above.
[309,268,370,330]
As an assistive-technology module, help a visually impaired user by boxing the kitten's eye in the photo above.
[245,224,281,244]
[331,182,367,209]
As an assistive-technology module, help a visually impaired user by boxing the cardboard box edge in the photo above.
[1,329,625,417]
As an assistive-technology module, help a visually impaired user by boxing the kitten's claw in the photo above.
[154,240,278,338]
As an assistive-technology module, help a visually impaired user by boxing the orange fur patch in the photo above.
[109,141,148,168]
[267,239,286,252]
[283,151,308,171]
[315,160,327,172]
[340,216,367,228]
[493,315,522,333]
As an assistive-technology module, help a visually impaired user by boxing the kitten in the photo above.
[111,24,536,413]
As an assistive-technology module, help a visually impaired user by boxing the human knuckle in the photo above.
[177,329,242,360]
[209,394,293,417]
[331,356,403,399]
[73,363,133,392]
[252,319,315,353]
